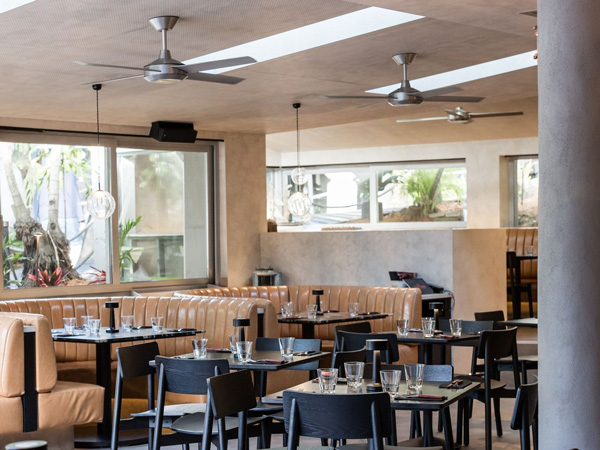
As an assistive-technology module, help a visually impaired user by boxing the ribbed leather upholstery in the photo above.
[0,317,24,398]
[506,228,538,283]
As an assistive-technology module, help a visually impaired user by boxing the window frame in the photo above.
[0,129,216,299]
[507,155,539,228]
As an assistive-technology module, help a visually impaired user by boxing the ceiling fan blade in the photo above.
[82,74,145,86]
[74,61,159,73]
[418,86,462,99]
[424,95,485,103]
[323,95,387,99]
[179,56,257,73]
[396,116,448,123]
[186,72,245,84]
[469,111,524,118]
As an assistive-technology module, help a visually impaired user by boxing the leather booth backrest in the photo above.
[506,228,538,281]
[0,316,25,397]
[0,296,262,363]
[175,286,422,340]
[0,312,57,393]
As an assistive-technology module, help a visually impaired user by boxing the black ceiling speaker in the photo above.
[150,121,197,143]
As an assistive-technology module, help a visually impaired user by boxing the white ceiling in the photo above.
[0,0,538,151]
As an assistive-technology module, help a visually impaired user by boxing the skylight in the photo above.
[366,51,538,95]
[0,0,35,15]
[183,7,423,72]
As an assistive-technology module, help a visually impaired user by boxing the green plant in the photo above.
[119,216,142,269]
[401,168,463,218]
[2,235,28,288]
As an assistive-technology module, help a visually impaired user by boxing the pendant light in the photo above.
[287,103,311,217]
[86,84,116,220]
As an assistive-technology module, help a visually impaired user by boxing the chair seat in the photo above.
[268,447,333,450]
[339,443,442,450]
[170,411,264,435]
[457,374,505,391]
[132,402,207,418]
[251,400,284,414]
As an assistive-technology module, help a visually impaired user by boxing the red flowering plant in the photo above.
[27,267,69,287]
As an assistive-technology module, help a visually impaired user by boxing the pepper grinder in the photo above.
[312,289,324,315]
[366,339,387,392]
[233,318,250,341]
[104,302,120,333]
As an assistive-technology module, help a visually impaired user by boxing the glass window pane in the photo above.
[117,148,210,282]
[515,158,538,226]
[1,142,112,289]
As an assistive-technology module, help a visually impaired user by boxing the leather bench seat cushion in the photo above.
[38,381,104,429]
[0,397,23,433]
[0,316,24,397]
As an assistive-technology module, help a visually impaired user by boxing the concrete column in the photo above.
[538,1,600,448]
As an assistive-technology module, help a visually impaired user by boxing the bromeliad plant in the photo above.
[27,267,69,287]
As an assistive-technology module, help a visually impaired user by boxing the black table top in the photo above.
[394,331,480,346]
[52,327,201,343]
[498,317,538,328]
[263,378,479,411]
[278,311,389,325]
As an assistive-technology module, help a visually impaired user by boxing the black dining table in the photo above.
[498,317,538,328]
[278,311,390,339]
[53,326,200,447]
[395,331,480,365]
[263,378,479,449]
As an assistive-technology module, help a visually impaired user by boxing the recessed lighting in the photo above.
[183,7,423,73]
[366,50,538,95]
[0,0,35,15]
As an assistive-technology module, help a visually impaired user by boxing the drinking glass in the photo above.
[281,302,294,318]
[449,318,462,337]
[229,334,239,356]
[81,315,93,333]
[306,304,318,320]
[121,315,134,332]
[380,370,401,397]
[526,245,535,256]
[63,317,76,335]
[88,319,101,336]
[236,341,253,363]
[404,363,425,394]
[397,318,409,337]
[151,316,164,333]
[344,361,365,389]
[192,338,208,359]
[348,302,359,317]
[278,337,295,360]
[317,368,338,393]
[421,317,435,338]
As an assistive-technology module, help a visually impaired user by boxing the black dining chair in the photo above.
[333,321,372,351]
[507,251,534,319]
[331,347,367,376]
[111,342,204,450]
[337,330,399,363]
[510,381,538,450]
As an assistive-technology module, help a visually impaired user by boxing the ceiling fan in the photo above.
[396,106,524,124]
[74,16,256,86]
[324,52,484,106]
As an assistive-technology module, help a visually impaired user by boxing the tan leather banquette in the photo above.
[0,296,278,386]
[0,312,103,441]
[175,285,422,364]
[506,227,538,284]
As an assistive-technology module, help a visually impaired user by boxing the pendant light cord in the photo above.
[294,103,301,168]
[93,84,102,189]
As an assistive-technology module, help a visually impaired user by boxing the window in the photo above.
[0,135,214,292]
[510,157,538,227]
[267,160,466,229]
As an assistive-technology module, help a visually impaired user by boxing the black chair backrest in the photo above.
[117,341,160,380]
[477,327,519,361]
[511,381,538,431]
[155,356,230,395]
[331,347,367,376]
[337,330,399,363]
[334,322,372,351]
[474,310,506,330]
[208,369,257,419]
[283,391,391,447]
[255,337,321,370]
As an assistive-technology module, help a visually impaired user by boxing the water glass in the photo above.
[348,302,359,317]
[81,315,93,333]
[281,302,294,318]
[397,318,409,337]
[229,334,239,356]
[306,304,318,320]
[380,370,401,397]
[317,368,338,393]
[192,338,208,359]
[63,317,76,335]
[344,361,365,389]
[236,341,253,363]
[121,315,134,332]
[278,337,295,360]
[421,317,435,338]
[449,318,462,337]
[88,318,101,336]
[151,316,164,333]
[526,245,535,256]
[405,363,425,394]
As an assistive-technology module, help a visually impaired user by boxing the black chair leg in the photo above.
[456,399,464,446]
[464,399,470,447]
[437,411,443,432]
[494,397,503,436]
[527,285,534,318]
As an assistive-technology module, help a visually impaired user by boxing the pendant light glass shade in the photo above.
[291,166,308,185]
[87,189,116,220]
[288,191,311,217]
